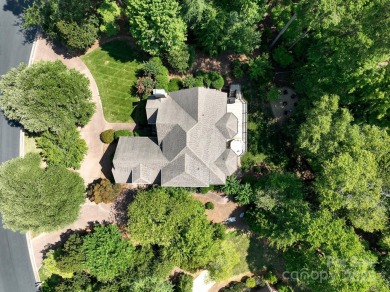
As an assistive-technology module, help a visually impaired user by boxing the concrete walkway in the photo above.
[30,38,134,268]
[32,37,135,184]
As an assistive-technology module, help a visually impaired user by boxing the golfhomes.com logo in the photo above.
[282,256,377,283]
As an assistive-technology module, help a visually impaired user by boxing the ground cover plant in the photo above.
[81,40,144,122]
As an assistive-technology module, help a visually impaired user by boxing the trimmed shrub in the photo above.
[273,46,293,68]
[167,44,190,73]
[205,202,214,210]
[142,57,169,90]
[135,75,156,99]
[182,76,204,88]
[100,129,115,144]
[168,78,182,92]
[199,186,209,194]
[176,273,193,292]
[87,179,122,204]
[245,277,256,288]
[210,71,224,90]
[114,130,133,140]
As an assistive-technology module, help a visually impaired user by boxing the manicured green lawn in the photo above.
[81,40,146,123]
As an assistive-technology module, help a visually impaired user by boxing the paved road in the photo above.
[0,0,37,291]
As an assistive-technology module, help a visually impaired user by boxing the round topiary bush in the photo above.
[210,71,224,90]
[168,78,182,92]
[87,178,122,204]
[100,129,115,144]
[114,129,133,140]
[205,202,214,210]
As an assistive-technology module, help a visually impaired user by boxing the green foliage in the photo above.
[222,176,241,195]
[176,273,193,292]
[41,251,73,279]
[247,172,311,250]
[182,76,204,88]
[56,234,85,274]
[167,44,190,73]
[0,61,94,133]
[82,225,134,282]
[264,271,278,285]
[277,284,293,292]
[297,95,389,232]
[131,277,174,292]
[209,240,240,281]
[97,0,121,36]
[265,86,281,102]
[0,154,85,233]
[127,187,220,270]
[168,78,182,92]
[232,60,244,78]
[210,71,224,90]
[248,54,273,83]
[222,176,254,205]
[205,202,214,210]
[193,0,266,55]
[289,0,390,126]
[245,277,256,288]
[36,127,88,169]
[23,0,100,51]
[125,0,187,56]
[87,179,122,204]
[114,130,133,140]
[135,76,156,99]
[100,129,115,144]
[141,57,169,90]
[272,46,293,68]
[199,186,210,194]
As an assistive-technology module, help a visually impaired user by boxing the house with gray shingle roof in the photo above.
[112,86,247,187]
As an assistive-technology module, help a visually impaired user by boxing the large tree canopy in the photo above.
[23,0,102,51]
[36,126,88,169]
[0,61,95,133]
[127,188,223,270]
[125,0,187,56]
[296,95,389,232]
[0,154,85,233]
[273,0,390,126]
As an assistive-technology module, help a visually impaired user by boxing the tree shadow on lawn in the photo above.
[99,142,117,182]
[100,40,149,64]
[246,236,286,276]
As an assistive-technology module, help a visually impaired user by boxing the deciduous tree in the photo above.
[0,154,85,232]
[125,0,187,56]
[0,61,94,133]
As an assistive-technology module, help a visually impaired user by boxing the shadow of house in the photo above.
[99,142,118,182]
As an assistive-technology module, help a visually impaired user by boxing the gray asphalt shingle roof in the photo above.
[112,88,240,186]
